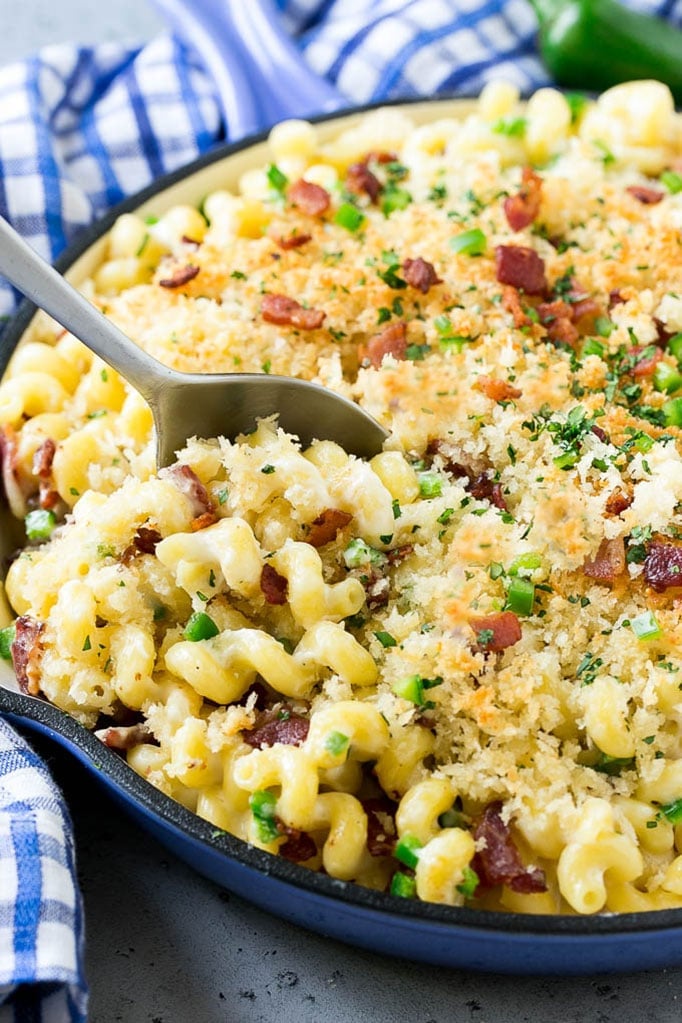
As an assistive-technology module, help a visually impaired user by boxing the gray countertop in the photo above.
[4,3,682,1020]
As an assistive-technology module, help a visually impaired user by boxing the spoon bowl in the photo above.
[0,216,389,465]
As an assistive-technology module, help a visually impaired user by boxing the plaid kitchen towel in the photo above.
[1,1,682,1020]
[0,719,87,1022]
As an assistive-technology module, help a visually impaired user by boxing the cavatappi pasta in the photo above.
[3,80,682,914]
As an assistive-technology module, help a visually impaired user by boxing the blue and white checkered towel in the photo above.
[0,721,86,1023]
[1,1,681,1019]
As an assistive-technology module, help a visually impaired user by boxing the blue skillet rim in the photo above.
[2,97,681,941]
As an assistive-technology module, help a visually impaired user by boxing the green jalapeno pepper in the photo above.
[530,0,682,103]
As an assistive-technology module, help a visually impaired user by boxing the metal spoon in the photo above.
[0,216,388,464]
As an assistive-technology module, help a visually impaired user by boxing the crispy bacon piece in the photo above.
[630,345,663,378]
[583,537,626,585]
[605,489,633,516]
[468,473,508,511]
[346,161,382,204]
[363,571,390,610]
[158,264,200,288]
[538,298,574,324]
[626,185,664,205]
[537,298,579,346]
[287,179,331,216]
[386,543,414,566]
[546,316,579,347]
[31,438,60,511]
[402,257,441,294]
[426,439,505,507]
[38,486,61,511]
[11,615,45,696]
[494,245,547,296]
[503,166,543,231]
[161,464,214,517]
[644,543,682,592]
[243,705,310,749]
[474,375,522,402]
[609,289,626,309]
[32,438,56,479]
[261,293,325,331]
[121,526,162,564]
[278,823,318,862]
[473,802,547,894]
[306,508,353,548]
[362,798,397,857]
[260,563,288,605]
[359,321,407,368]
[367,151,398,164]
[95,724,152,750]
[501,285,532,328]
[190,511,218,531]
[276,232,312,251]
[469,611,522,652]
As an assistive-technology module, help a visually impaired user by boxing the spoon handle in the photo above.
[0,216,174,404]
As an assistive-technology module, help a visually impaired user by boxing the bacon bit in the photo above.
[362,798,397,857]
[469,473,508,511]
[469,611,521,652]
[364,571,390,610]
[386,543,414,566]
[191,511,219,531]
[366,151,398,164]
[426,438,470,480]
[537,298,579,346]
[503,166,543,231]
[573,297,602,323]
[11,615,45,696]
[32,438,56,479]
[474,375,522,402]
[260,563,288,605]
[243,705,310,749]
[630,345,663,378]
[346,161,382,204]
[583,537,626,585]
[402,257,441,294]
[502,286,532,328]
[538,298,574,324]
[158,265,200,288]
[494,245,547,295]
[626,185,664,205]
[161,464,214,517]
[39,485,61,511]
[473,802,547,894]
[278,823,318,862]
[181,235,201,249]
[605,489,633,516]
[591,425,609,443]
[261,293,325,331]
[546,317,579,347]
[306,508,353,548]
[644,543,682,592]
[287,179,330,216]
[121,526,162,564]
[95,724,152,750]
[609,289,626,309]
[359,321,407,368]
[276,232,312,251]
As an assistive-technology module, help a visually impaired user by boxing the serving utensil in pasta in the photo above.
[0,216,388,466]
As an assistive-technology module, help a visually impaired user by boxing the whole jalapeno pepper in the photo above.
[530,0,682,103]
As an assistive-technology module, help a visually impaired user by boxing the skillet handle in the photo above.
[151,0,346,137]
